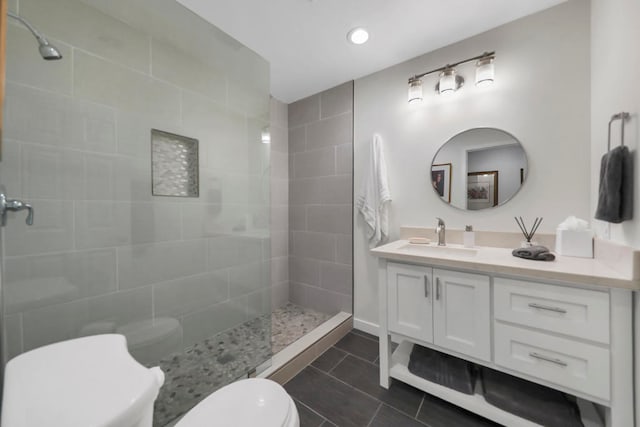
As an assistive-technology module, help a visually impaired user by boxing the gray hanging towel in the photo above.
[595,145,633,223]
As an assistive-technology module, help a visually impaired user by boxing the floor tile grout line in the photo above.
[333,344,378,364]
[326,352,349,374]
[415,395,425,419]
[292,397,331,426]
[365,402,383,427]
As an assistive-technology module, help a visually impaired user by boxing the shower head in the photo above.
[38,41,63,60]
[7,11,63,60]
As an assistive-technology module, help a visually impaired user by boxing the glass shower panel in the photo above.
[0,0,271,425]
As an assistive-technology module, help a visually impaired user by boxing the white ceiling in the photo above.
[177,0,566,103]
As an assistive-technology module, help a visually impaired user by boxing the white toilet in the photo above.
[1,334,299,427]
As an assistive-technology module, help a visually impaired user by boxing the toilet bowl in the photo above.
[1,334,299,427]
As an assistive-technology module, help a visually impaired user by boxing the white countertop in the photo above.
[371,239,640,290]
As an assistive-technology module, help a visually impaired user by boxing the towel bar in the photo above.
[607,112,630,151]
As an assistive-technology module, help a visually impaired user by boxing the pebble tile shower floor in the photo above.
[154,303,332,426]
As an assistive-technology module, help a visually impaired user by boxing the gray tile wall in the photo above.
[270,98,290,309]
[1,0,271,363]
[288,82,354,315]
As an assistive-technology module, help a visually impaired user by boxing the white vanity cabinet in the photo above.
[387,263,491,361]
[376,256,634,427]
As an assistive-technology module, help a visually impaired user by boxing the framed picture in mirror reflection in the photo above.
[467,171,498,210]
[431,163,452,203]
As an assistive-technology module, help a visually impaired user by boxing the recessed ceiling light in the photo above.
[347,27,369,45]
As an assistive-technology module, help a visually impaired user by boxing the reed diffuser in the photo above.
[514,217,543,247]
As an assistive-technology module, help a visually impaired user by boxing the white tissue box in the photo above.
[555,229,593,258]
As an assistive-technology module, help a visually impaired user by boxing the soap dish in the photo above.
[408,237,431,244]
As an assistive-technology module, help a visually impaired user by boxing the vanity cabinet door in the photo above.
[387,263,433,343]
[433,269,491,361]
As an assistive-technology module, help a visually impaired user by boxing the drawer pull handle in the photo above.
[529,352,568,367]
[528,303,567,314]
[436,278,441,300]
[424,275,429,298]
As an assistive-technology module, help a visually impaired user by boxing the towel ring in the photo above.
[608,112,630,152]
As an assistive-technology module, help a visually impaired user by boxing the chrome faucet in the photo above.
[436,217,445,246]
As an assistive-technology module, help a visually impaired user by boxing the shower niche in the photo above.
[151,129,200,197]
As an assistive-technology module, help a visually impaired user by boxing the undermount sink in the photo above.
[397,243,478,257]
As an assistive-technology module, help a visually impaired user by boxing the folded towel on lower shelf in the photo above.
[512,245,555,261]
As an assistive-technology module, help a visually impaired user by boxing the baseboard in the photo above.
[353,317,379,336]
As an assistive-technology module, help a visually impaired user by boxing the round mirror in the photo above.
[431,128,527,210]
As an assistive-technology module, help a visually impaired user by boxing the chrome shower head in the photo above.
[38,40,63,60]
[7,11,63,61]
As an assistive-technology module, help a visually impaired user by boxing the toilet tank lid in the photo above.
[1,334,164,427]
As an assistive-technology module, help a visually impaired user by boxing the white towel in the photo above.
[357,134,392,248]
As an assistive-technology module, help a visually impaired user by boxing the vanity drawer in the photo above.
[494,278,610,344]
[494,322,610,401]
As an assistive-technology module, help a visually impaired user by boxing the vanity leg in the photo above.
[606,289,634,427]
[378,259,391,389]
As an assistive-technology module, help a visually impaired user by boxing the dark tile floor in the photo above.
[285,329,499,427]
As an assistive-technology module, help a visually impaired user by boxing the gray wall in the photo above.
[270,97,290,309]
[353,0,590,330]
[0,0,270,362]
[288,82,354,314]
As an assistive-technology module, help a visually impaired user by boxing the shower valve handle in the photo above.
[0,186,34,226]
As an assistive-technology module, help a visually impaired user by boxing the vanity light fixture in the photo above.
[475,56,495,87]
[347,27,369,45]
[408,77,423,103]
[407,51,495,103]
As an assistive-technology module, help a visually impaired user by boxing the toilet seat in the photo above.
[175,378,299,427]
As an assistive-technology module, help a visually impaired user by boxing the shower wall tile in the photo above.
[182,298,248,347]
[3,314,23,360]
[271,230,289,258]
[4,83,74,147]
[74,51,180,120]
[270,124,288,154]
[22,299,88,352]
[247,288,271,318]
[71,100,117,153]
[271,256,289,285]
[21,144,83,200]
[5,24,72,95]
[271,151,288,180]
[207,235,264,270]
[151,38,227,104]
[272,283,289,310]
[118,240,207,289]
[153,272,229,318]
[288,126,306,153]
[116,111,181,159]
[306,114,352,149]
[74,201,131,249]
[4,200,74,257]
[0,140,21,197]
[181,204,225,239]
[336,144,353,175]
[307,205,352,235]
[129,203,183,244]
[228,77,270,118]
[229,261,268,298]
[336,234,353,266]
[290,257,320,287]
[288,82,353,315]
[320,82,354,119]
[21,0,150,73]
[87,286,153,326]
[320,262,352,295]
[289,205,306,231]
[293,147,335,178]
[292,231,335,262]
[4,249,117,314]
[82,153,118,200]
[289,94,320,128]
